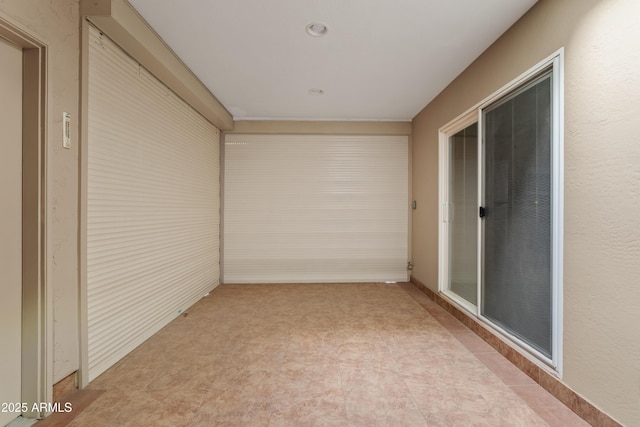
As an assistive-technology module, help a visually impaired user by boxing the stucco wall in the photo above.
[0,0,80,382]
[411,0,640,424]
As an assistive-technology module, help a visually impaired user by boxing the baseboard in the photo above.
[52,371,77,403]
[409,276,621,427]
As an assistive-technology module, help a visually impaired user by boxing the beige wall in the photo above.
[411,0,640,424]
[0,0,80,383]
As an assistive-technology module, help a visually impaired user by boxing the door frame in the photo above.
[438,49,564,375]
[0,15,51,418]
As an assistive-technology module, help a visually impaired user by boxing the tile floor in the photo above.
[53,283,590,426]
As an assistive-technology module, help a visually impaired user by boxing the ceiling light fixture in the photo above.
[309,88,324,95]
[306,23,328,37]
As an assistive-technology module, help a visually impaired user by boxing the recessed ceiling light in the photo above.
[309,88,324,95]
[306,23,328,37]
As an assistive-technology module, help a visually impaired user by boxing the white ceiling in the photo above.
[128,0,537,122]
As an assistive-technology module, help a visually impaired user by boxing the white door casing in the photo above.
[0,36,23,426]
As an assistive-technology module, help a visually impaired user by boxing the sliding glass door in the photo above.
[447,123,478,307]
[439,53,562,367]
[482,71,553,358]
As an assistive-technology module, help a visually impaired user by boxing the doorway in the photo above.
[0,16,49,420]
[0,34,23,427]
[439,52,563,368]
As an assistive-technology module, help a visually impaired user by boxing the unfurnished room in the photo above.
[0,0,639,426]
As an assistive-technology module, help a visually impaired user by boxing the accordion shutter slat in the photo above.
[87,26,220,381]
[224,134,409,283]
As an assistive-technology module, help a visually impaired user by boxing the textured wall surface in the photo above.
[411,0,640,424]
[0,0,80,382]
[562,0,640,423]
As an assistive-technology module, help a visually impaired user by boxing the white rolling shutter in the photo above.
[224,134,409,283]
[87,26,220,381]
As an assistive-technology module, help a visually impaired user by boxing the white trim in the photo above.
[551,49,565,377]
[438,130,447,294]
[219,132,226,285]
[78,17,90,390]
[476,108,484,320]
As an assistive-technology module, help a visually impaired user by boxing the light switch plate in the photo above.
[63,112,71,149]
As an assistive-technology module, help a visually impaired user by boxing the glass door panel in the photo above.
[482,72,553,357]
[447,123,478,306]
